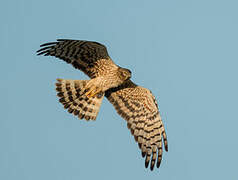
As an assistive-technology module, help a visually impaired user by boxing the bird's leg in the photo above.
[84,78,103,98]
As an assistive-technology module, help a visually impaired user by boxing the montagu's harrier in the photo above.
[37,39,168,171]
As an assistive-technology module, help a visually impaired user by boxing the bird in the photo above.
[36,39,168,171]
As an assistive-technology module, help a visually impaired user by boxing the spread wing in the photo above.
[105,80,168,171]
[37,39,112,78]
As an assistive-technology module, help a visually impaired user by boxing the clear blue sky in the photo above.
[1,0,238,179]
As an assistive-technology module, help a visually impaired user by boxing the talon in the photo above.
[85,91,94,98]
[88,91,97,98]
[84,86,101,98]
[85,89,93,97]
[83,79,103,98]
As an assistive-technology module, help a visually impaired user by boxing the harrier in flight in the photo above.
[37,39,168,170]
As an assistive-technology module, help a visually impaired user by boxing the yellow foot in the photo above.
[83,78,104,98]
[84,85,102,98]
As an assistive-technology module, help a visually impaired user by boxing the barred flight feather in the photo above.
[105,81,168,171]
[55,79,104,121]
[37,39,168,171]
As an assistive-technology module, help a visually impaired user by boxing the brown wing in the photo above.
[37,39,111,78]
[105,80,168,171]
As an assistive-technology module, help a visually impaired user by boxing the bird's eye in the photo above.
[121,71,126,77]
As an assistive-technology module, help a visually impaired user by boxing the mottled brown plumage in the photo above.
[37,39,168,171]
[105,80,168,170]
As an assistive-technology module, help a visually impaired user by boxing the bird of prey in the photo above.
[37,39,168,170]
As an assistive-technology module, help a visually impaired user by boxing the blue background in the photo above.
[1,0,238,179]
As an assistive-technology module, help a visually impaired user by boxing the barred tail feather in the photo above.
[55,79,104,120]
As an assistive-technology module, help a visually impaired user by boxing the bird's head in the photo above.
[118,67,132,81]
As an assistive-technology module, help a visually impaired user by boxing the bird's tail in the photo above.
[55,79,104,120]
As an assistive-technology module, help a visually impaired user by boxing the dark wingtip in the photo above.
[165,144,168,152]
[36,51,48,56]
[150,164,155,171]
[145,161,149,168]
[36,42,56,56]
[40,41,57,47]
[156,159,161,168]
[142,152,146,157]
[57,39,72,42]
